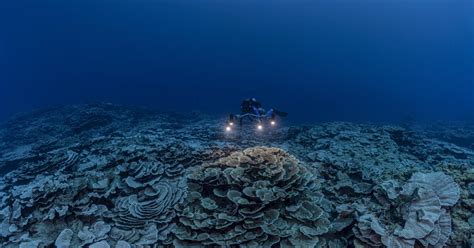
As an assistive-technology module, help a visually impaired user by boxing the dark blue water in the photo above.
[1,0,473,123]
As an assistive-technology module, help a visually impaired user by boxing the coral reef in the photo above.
[413,121,474,150]
[352,172,459,248]
[173,147,330,247]
[287,123,474,182]
[0,104,473,247]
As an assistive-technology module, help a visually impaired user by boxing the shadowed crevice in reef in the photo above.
[0,104,473,247]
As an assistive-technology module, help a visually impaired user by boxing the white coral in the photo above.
[354,171,459,248]
[406,172,460,207]
[397,187,442,239]
[54,229,73,248]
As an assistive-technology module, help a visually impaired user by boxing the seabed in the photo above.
[0,104,473,248]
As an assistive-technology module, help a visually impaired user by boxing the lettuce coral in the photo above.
[173,147,331,247]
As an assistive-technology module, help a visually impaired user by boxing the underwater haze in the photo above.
[3,1,474,247]
[1,0,473,123]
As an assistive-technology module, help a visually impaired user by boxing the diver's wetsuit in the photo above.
[237,98,287,127]
[241,98,262,115]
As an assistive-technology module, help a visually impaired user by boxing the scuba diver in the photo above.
[241,98,264,116]
[240,98,288,118]
[226,98,287,131]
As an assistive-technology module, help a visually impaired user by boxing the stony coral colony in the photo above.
[0,104,473,247]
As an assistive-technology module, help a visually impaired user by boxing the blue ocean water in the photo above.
[2,2,474,247]
[0,0,473,123]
